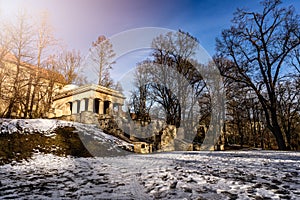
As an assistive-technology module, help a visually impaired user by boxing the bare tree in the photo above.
[0,21,12,116]
[27,13,58,118]
[277,76,300,150]
[216,0,300,150]
[129,60,154,123]
[4,12,35,118]
[58,49,86,85]
[290,48,300,74]
[130,30,210,145]
[41,54,66,116]
[0,12,77,118]
[150,30,205,128]
[114,81,124,94]
[216,57,261,148]
[89,35,115,87]
[0,24,12,64]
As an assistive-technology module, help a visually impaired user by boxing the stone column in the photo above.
[72,100,77,114]
[66,103,72,115]
[88,98,94,112]
[80,99,85,112]
[108,101,113,115]
[76,100,81,113]
[99,100,104,115]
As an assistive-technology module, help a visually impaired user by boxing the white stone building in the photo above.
[48,84,125,123]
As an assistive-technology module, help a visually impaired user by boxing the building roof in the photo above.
[53,84,126,101]
[61,84,79,92]
[2,52,66,84]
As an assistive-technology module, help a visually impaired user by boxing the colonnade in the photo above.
[69,98,122,115]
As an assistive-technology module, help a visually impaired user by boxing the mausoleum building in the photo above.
[48,84,125,122]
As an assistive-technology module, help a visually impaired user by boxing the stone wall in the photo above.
[133,142,152,154]
[159,125,177,152]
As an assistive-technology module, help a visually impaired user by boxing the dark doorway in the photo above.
[94,99,100,113]
[68,102,73,114]
[76,100,80,113]
[104,101,110,114]
[84,98,89,111]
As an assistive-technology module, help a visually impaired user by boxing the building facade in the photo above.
[0,53,64,118]
[48,84,125,123]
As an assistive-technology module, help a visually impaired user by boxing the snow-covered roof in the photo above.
[60,84,79,92]
[54,84,125,100]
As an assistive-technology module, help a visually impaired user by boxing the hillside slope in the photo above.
[0,119,133,165]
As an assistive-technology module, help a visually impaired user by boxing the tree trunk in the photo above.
[270,112,287,150]
[5,100,14,118]
[272,127,287,150]
[24,77,33,118]
[29,82,37,118]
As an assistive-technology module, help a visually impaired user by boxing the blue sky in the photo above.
[0,0,299,82]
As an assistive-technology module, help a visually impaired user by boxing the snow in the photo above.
[0,119,299,199]
[0,151,299,199]
[0,119,133,151]
[0,119,64,135]
[60,84,79,92]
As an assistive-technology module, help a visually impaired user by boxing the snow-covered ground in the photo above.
[0,119,133,155]
[0,119,299,199]
[0,151,299,199]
